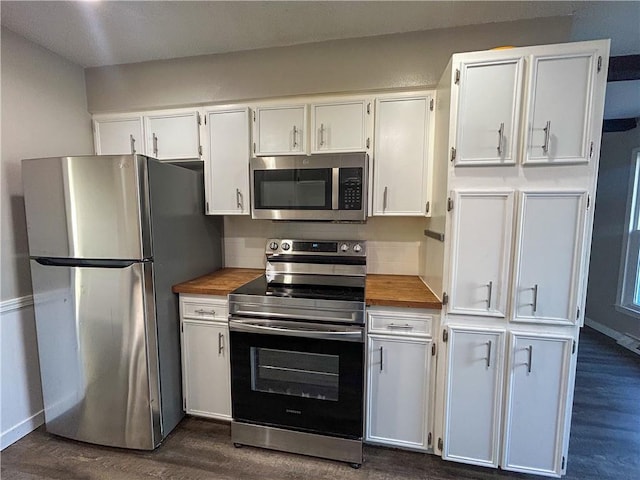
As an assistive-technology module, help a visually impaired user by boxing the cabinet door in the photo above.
[502,333,573,476]
[513,191,587,324]
[448,191,514,317]
[205,108,250,215]
[182,321,231,420]
[367,335,431,450]
[443,327,504,468]
[254,105,307,155]
[311,100,369,153]
[145,111,201,161]
[523,52,598,164]
[94,116,144,155]
[373,95,431,216]
[453,58,523,166]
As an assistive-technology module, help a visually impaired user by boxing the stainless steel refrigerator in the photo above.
[22,155,222,450]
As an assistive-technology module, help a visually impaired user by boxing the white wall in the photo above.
[0,27,93,449]
[585,125,640,340]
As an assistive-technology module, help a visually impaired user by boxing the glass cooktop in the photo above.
[231,275,365,303]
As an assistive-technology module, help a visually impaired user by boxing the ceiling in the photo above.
[0,1,585,68]
[1,1,638,120]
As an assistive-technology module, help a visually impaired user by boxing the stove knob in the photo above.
[340,243,349,252]
[269,241,279,251]
[353,243,362,253]
[281,242,291,251]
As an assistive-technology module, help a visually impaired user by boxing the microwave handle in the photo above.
[332,168,339,210]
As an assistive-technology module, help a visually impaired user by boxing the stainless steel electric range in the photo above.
[228,239,366,468]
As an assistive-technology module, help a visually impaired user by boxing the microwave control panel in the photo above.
[339,168,363,210]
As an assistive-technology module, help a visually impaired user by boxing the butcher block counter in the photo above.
[365,274,441,310]
[173,268,441,309]
[172,268,262,296]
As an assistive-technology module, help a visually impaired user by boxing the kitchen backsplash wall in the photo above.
[224,216,426,274]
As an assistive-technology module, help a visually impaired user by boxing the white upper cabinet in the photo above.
[204,107,251,215]
[502,332,574,477]
[448,191,515,318]
[310,99,370,153]
[144,110,202,161]
[443,326,505,468]
[253,104,307,155]
[523,50,599,165]
[93,115,144,155]
[373,93,433,216]
[512,191,587,324]
[453,58,523,166]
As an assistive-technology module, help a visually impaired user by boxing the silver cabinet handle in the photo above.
[292,125,298,149]
[152,133,158,156]
[486,281,493,309]
[542,120,551,154]
[130,134,136,154]
[387,323,414,330]
[486,340,492,368]
[527,345,533,373]
[379,346,384,372]
[383,186,388,211]
[532,284,539,313]
[218,332,224,355]
[195,309,215,315]
[236,188,242,209]
[319,123,325,147]
[497,122,504,155]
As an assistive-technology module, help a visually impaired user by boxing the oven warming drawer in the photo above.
[231,421,363,466]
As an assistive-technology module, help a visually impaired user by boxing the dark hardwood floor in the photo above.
[2,327,638,480]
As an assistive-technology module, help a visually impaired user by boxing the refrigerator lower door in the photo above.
[29,259,162,450]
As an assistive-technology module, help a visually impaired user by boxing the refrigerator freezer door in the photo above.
[30,259,162,450]
[22,155,152,260]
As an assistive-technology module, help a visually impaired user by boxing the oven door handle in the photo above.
[233,308,357,324]
[229,319,364,343]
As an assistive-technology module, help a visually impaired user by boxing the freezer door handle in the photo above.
[34,258,139,268]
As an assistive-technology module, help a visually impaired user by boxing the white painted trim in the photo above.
[0,295,34,314]
[584,317,625,342]
[0,409,44,450]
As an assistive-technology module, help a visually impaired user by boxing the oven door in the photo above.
[229,318,364,439]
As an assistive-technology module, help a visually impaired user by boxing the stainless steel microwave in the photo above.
[250,154,368,221]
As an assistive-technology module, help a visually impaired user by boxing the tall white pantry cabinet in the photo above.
[428,40,610,478]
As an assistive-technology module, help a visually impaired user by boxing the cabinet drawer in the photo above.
[182,300,228,321]
[368,312,433,337]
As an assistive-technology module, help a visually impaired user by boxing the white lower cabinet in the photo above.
[502,332,574,477]
[366,308,435,451]
[179,295,231,421]
[442,326,505,467]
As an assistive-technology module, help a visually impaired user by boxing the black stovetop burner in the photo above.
[232,275,365,303]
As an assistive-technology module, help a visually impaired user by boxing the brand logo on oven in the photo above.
[285,409,302,415]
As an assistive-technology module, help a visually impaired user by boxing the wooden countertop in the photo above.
[172,268,263,296]
[173,268,442,310]
[366,274,442,310]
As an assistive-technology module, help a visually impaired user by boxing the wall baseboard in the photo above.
[0,409,44,450]
[0,295,34,314]
[585,317,640,356]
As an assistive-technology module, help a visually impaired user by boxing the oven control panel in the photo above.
[266,239,366,256]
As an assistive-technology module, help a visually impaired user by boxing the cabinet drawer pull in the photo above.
[387,323,413,330]
[497,122,504,155]
[130,134,136,154]
[542,120,551,154]
[527,345,533,373]
[218,332,224,355]
[486,340,492,368]
[292,125,298,149]
[195,309,215,315]
[236,188,242,209]
[383,186,388,211]
[319,123,325,147]
[532,284,539,314]
[379,346,384,372]
[152,133,158,157]
[486,281,493,309]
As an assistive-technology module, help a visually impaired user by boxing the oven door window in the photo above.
[231,331,363,439]
[253,168,332,210]
[251,348,339,401]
